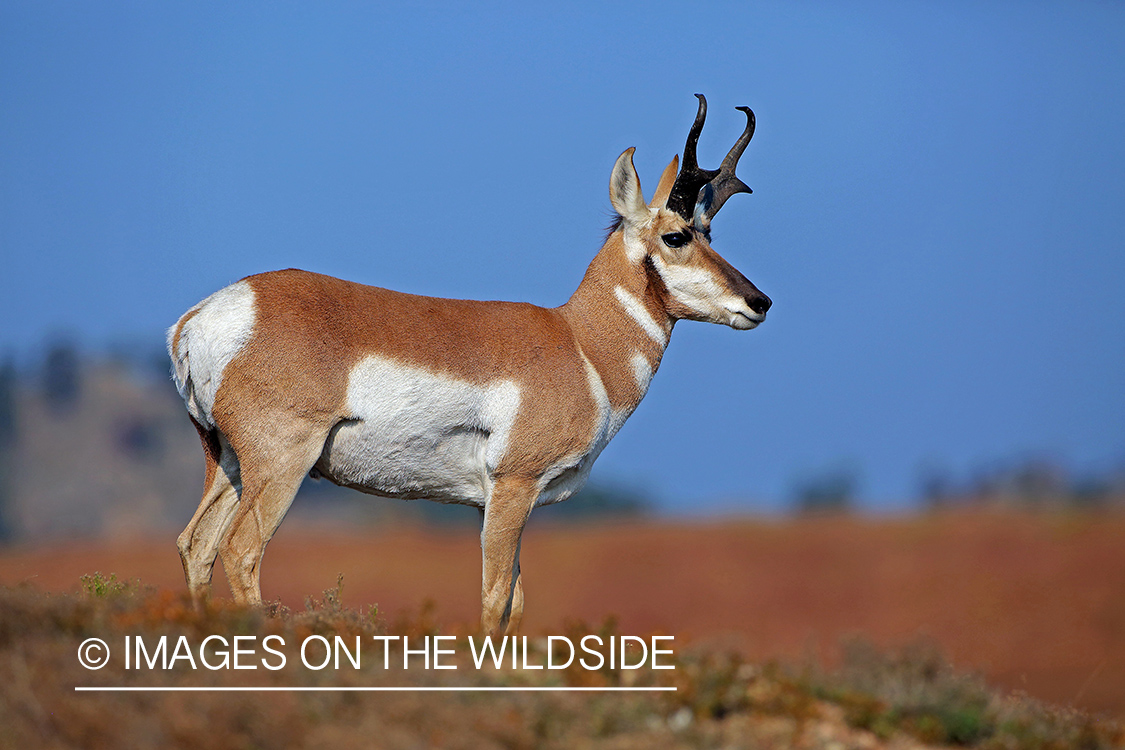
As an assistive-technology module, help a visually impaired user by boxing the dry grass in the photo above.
[0,576,1121,750]
[4,511,1124,717]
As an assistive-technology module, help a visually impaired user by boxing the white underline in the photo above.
[76,686,676,693]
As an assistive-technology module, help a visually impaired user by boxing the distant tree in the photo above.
[918,463,956,510]
[541,482,649,521]
[793,467,857,515]
[1070,475,1112,508]
[0,357,15,541]
[0,357,16,448]
[0,460,11,542]
[1010,460,1067,505]
[114,415,165,462]
[959,457,1069,507]
[42,340,81,414]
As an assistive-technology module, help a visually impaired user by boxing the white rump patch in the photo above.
[614,286,668,347]
[167,280,257,428]
[320,356,521,505]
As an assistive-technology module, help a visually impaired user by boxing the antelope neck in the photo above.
[559,230,673,412]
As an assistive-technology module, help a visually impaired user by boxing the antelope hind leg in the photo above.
[218,426,330,605]
[177,426,241,604]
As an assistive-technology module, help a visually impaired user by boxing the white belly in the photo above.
[316,355,521,505]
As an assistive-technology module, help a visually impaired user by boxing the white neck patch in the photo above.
[622,225,649,263]
[578,350,612,430]
[630,351,654,393]
[614,286,668,348]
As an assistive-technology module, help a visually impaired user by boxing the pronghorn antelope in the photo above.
[168,95,771,635]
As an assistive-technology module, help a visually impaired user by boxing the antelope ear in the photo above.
[609,148,649,224]
[649,155,679,208]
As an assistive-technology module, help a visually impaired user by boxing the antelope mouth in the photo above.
[730,310,764,330]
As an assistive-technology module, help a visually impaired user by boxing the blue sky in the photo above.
[2,2,1122,512]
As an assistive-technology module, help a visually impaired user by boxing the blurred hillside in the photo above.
[0,343,652,543]
[0,347,200,540]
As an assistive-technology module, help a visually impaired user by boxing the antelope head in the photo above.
[609,94,771,330]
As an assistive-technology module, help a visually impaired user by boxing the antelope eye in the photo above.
[661,232,690,248]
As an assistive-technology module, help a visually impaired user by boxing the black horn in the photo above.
[666,94,720,220]
[665,95,755,226]
[701,106,754,224]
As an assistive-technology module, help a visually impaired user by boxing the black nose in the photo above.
[746,292,772,316]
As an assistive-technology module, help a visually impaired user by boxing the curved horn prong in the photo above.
[682,94,713,177]
[702,106,755,223]
[666,94,720,220]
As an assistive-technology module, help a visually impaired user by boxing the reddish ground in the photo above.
[2,511,1122,717]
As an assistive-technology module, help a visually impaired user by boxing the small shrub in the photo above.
[79,572,131,598]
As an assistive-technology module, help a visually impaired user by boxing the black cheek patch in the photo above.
[643,254,665,288]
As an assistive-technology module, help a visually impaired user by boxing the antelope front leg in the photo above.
[480,477,537,636]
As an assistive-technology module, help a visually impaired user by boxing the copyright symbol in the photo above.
[78,638,110,669]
